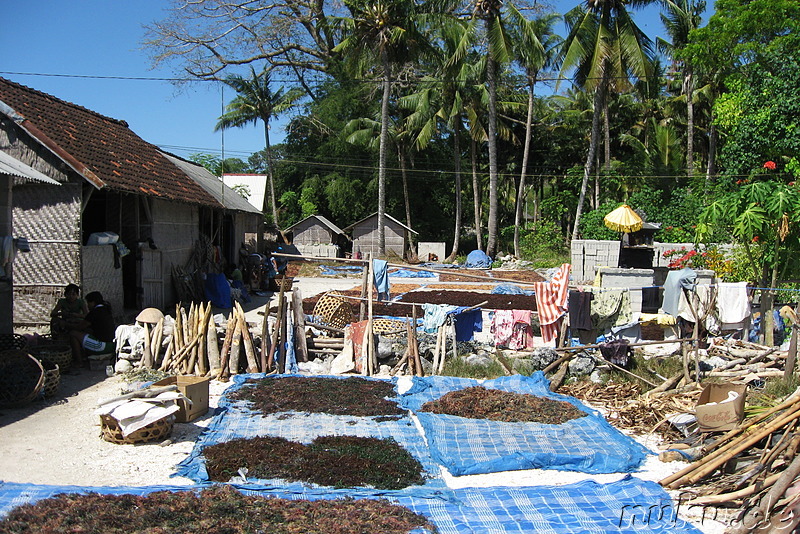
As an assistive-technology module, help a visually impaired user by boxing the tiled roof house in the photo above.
[0,77,258,328]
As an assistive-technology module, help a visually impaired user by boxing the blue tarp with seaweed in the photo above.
[398,373,649,476]
[0,477,702,533]
[174,374,447,498]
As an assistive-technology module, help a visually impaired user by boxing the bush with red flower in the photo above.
[662,246,734,279]
[763,161,777,170]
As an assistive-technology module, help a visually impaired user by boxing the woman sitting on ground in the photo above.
[69,291,116,367]
[50,283,88,337]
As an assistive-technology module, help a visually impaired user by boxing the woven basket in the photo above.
[29,344,72,372]
[372,318,408,338]
[40,359,60,398]
[0,350,45,408]
[100,415,174,445]
[0,334,28,352]
[312,292,353,329]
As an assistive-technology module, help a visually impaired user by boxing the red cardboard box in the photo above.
[695,382,747,432]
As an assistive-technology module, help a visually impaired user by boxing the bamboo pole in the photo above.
[142,323,153,369]
[260,299,271,372]
[207,312,221,372]
[412,305,423,377]
[662,402,800,488]
[366,253,375,376]
[238,302,259,373]
[151,317,164,368]
[292,288,308,363]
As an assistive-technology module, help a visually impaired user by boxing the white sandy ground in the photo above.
[0,277,729,532]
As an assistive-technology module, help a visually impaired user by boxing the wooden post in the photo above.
[366,253,375,375]
[142,323,153,369]
[259,300,271,372]
[207,312,221,373]
[358,259,369,322]
[412,305,423,377]
[292,288,308,363]
[278,293,288,373]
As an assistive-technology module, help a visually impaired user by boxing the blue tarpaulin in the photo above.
[465,250,492,269]
[174,374,447,498]
[398,373,649,476]
[204,272,232,308]
[0,477,702,533]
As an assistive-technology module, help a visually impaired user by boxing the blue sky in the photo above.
[1,0,680,163]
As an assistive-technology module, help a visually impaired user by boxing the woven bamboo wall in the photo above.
[293,219,335,245]
[151,199,199,307]
[352,219,405,257]
[82,245,124,316]
[12,183,82,325]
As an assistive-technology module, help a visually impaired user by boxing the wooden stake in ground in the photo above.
[142,323,153,369]
[259,299,271,371]
[292,288,308,363]
[366,253,375,376]
[237,302,259,373]
[207,312,220,374]
[412,305,423,377]
[151,317,164,368]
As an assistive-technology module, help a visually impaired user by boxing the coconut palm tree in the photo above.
[559,0,656,240]
[657,0,706,179]
[508,6,561,257]
[215,66,302,225]
[334,0,433,256]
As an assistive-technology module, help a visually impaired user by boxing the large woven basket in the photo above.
[29,344,72,372]
[40,359,60,398]
[100,415,174,445]
[0,350,44,408]
[312,292,353,329]
[0,334,27,352]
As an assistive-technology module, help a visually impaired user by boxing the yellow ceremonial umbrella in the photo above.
[603,204,643,233]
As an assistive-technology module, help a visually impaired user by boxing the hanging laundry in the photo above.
[662,268,697,316]
[532,263,571,343]
[599,338,632,368]
[568,290,593,330]
[491,310,533,350]
[372,259,390,301]
[452,307,483,342]
[678,284,719,334]
[422,303,459,334]
[716,281,750,324]
[590,289,632,332]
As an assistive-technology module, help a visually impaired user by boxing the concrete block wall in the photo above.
[571,240,621,283]
[296,243,340,258]
[596,267,655,314]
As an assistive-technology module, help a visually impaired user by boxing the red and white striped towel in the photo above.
[533,263,571,343]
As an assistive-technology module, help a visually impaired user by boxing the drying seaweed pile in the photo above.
[420,386,587,424]
[203,435,425,489]
[0,485,434,534]
[230,376,405,417]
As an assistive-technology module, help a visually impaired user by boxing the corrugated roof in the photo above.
[0,150,60,185]
[162,152,261,215]
[286,214,346,235]
[0,77,221,207]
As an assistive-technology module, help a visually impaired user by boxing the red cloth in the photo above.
[533,263,571,343]
[347,320,370,374]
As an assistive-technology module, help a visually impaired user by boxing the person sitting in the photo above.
[50,284,88,337]
[69,291,116,367]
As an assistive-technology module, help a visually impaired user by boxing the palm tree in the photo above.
[215,66,302,225]
[334,0,432,256]
[657,0,706,179]
[508,7,560,257]
[559,0,656,240]
[473,0,513,258]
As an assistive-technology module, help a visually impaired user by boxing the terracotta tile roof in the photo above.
[0,77,221,207]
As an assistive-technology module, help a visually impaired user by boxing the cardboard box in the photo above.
[152,376,210,423]
[695,382,747,432]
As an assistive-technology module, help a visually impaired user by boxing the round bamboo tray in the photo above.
[0,334,27,352]
[100,415,174,445]
[312,292,353,329]
[40,359,60,398]
[0,350,44,408]
[29,345,72,372]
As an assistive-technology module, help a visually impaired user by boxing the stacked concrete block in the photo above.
[596,267,655,315]
[571,240,622,284]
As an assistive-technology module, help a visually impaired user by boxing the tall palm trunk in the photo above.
[705,112,718,191]
[377,49,392,256]
[398,147,414,258]
[513,75,536,258]
[685,69,694,178]
[485,48,500,257]
[446,119,463,262]
[603,93,611,169]
[572,70,608,240]
[263,125,279,226]
[471,137,483,251]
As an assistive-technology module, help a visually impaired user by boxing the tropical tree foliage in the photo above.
[148,0,800,269]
